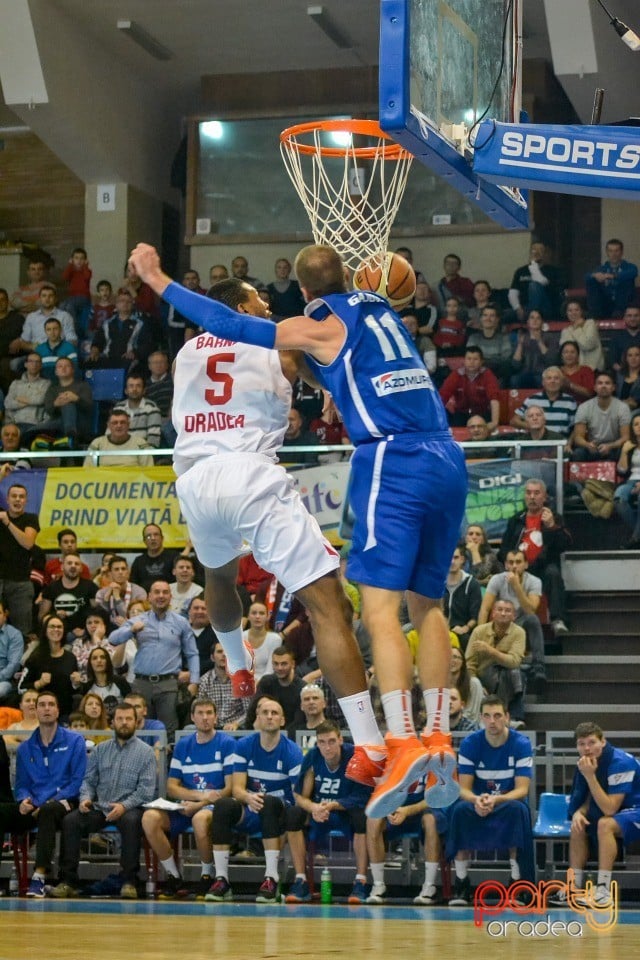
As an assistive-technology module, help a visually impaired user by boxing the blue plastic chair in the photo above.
[533,793,571,837]
[86,367,126,433]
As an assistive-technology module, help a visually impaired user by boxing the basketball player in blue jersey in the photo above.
[129,242,468,820]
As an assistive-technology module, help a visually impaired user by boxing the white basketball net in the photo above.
[280,123,413,271]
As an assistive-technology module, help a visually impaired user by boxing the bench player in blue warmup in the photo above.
[129,242,468,818]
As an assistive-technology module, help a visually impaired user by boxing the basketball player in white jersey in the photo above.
[170,277,385,773]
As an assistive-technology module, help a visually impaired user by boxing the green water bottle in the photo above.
[320,867,333,904]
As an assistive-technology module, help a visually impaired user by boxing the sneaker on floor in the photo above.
[421,731,460,809]
[157,874,189,900]
[548,887,568,907]
[414,883,438,905]
[205,876,233,902]
[449,876,471,906]
[51,881,79,899]
[365,734,429,820]
[228,641,256,698]
[26,877,46,899]
[256,876,279,904]
[348,880,368,904]
[120,882,138,900]
[346,744,387,787]
[285,878,311,903]
[366,883,387,905]
[576,884,611,907]
[552,619,569,635]
[194,875,212,900]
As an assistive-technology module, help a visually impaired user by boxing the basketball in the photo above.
[353,251,416,308]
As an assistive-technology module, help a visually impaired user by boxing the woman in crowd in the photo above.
[464,524,502,586]
[413,279,440,336]
[79,691,111,740]
[3,688,39,751]
[81,646,130,704]
[449,644,482,724]
[559,339,596,402]
[559,299,605,371]
[23,615,81,718]
[92,552,115,589]
[614,410,640,548]
[510,309,559,388]
[242,600,282,682]
[615,344,640,410]
[70,607,114,682]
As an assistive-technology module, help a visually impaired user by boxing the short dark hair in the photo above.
[72,247,87,257]
[113,701,137,718]
[595,370,615,384]
[465,345,484,359]
[444,253,461,266]
[480,694,507,713]
[57,528,77,545]
[190,697,217,716]
[44,317,61,328]
[207,277,252,311]
[575,721,604,741]
[315,720,341,737]
[36,690,59,707]
[606,238,623,248]
[108,554,128,569]
[272,644,294,660]
[97,279,112,290]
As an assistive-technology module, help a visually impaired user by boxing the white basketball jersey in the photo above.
[172,332,292,475]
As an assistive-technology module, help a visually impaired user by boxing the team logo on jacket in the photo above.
[371,368,432,396]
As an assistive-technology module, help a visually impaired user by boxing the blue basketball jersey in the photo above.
[233,732,303,805]
[303,291,449,445]
[169,731,235,792]
[458,729,533,796]
[299,742,371,808]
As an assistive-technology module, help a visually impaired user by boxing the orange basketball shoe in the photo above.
[365,734,430,820]
[346,744,387,787]
[228,641,256,699]
[421,731,459,808]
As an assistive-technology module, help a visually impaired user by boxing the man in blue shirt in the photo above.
[129,242,468,823]
[110,580,200,741]
[446,694,534,905]
[0,691,86,897]
[552,721,640,908]
[0,599,23,700]
[586,238,638,318]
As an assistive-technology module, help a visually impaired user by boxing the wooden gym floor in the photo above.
[1,901,639,960]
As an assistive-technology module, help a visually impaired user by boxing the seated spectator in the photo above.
[585,238,638,319]
[3,688,38,750]
[34,318,77,380]
[559,340,596,403]
[112,374,162,447]
[243,601,282,683]
[510,366,577,437]
[508,241,565,321]
[449,685,478,733]
[479,550,547,696]
[437,253,475,307]
[43,529,91,586]
[78,691,111,740]
[466,306,514,385]
[3,353,49,441]
[80,647,131,714]
[95,555,147,629]
[244,647,304,738]
[145,351,174,420]
[89,290,143,369]
[499,478,571,638]
[412,279,439,335]
[519,405,564,459]
[510,309,559,388]
[208,264,229,288]
[0,424,31,479]
[308,402,349,464]
[280,406,319,465]
[166,269,205,358]
[0,599,23,702]
[39,553,98,631]
[53,700,156,900]
[23,616,80,719]
[187,597,218,677]
[450,644,483,725]
[366,777,447,905]
[266,258,305,318]
[86,280,116,342]
[432,296,466,356]
[559,299,605,371]
[13,284,77,352]
[394,246,426,285]
[122,261,161,319]
[169,557,203,615]
[208,697,305,904]
[70,608,115,682]
[614,411,640,548]
[124,692,167,744]
[143,698,235,901]
[231,255,263,289]
[41,357,93,446]
[446,695,535,905]
[550,721,640,908]
[464,415,503,459]
[92,551,116,589]
[569,371,631,461]
[198,640,247,730]
[84,409,153,468]
[130,524,177,593]
[10,258,48,315]
[0,690,86,897]
[615,345,640,410]
[288,721,370,904]
[467,280,493,331]
[400,312,437,371]
[611,305,640,370]
[295,683,327,746]
[439,346,500,429]
[465,600,526,724]
[443,546,482,652]
[464,523,503,587]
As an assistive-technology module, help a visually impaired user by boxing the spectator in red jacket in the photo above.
[439,346,500,430]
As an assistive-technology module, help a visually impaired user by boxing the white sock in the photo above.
[571,868,584,889]
[217,627,251,673]
[338,691,384,745]
[380,689,416,738]
[355,874,367,883]
[371,862,385,886]
[265,850,279,880]
[295,873,306,881]
[425,861,439,887]
[201,862,213,877]
[424,688,450,735]
[213,850,230,880]
[160,856,180,878]
[510,858,520,881]
[597,871,612,889]
[454,859,468,880]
